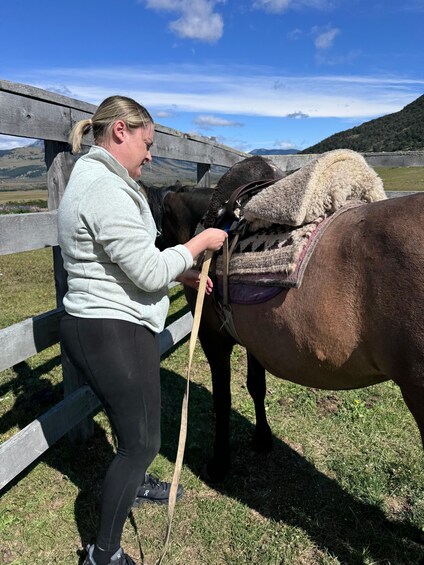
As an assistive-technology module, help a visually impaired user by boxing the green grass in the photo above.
[0,248,56,329]
[374,167,424,191]
[2,229,424,563]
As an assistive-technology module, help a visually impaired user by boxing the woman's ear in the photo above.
[112,120,127,142]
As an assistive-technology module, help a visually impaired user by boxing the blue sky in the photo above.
[1,0,423,152]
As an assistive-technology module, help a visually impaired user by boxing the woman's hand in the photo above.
[176,269,214,294]
[184,228,228,259]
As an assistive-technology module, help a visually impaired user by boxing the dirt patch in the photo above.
[384,495,413,519]
[0,547,14,565]
[278,396,295,409]
[364,394,380,409]
[315,394,342,416]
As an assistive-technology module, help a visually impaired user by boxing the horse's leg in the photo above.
[247,353,273,453]
[398,378,424,449]
[199,327,235,482]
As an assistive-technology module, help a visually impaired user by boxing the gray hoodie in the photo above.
[58,146,193,332]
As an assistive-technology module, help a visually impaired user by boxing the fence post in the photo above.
[45,141,96,442]
[197,163,211,187]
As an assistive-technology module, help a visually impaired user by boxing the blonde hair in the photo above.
[69,96,154,153]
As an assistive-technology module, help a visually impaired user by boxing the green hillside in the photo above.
[301,94,424,154]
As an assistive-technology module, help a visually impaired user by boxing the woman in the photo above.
[58,95,227,565]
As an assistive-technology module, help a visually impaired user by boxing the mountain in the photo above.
[0,144,47,190]
[250,148,300,155]
[301,94,424,154]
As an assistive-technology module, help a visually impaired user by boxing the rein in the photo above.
[155,179,277,562]
[156,250,213,565]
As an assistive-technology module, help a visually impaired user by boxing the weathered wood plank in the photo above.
[159,311,193,355]
[0,91,73,142]
[0,312,194,490]
[0,80,246,166]
[151,130,245,166]
[45,141,77,210]
[0,385,100,490]
[363,151,424,168]
[0,79,95,112]
[268,152,424,171]
[0,308,63,373]
[0,289,189,374]
[0,211,58,256]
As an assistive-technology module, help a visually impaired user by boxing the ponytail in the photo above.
[69,118,92,154]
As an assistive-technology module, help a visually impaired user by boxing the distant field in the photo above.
[0,189,48,204]
[375,167,424,191]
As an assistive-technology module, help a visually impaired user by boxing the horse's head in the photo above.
[202,156,285,228]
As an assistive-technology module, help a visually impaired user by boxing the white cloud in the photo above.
[45,85,75,97]
[396,1,424,12]
[143,0,224,42]
[155,105,179,118]
[274,139,299,149]
[287,28,303,40]
[253,0,333,13]
[155,110,175,118]
[313,26,340,49]
[253,0,291,12]
[193,115,243,129]
[16,64,424,120]
[0,135,35,150]
[286,111,309,118]
[315,48,362,67]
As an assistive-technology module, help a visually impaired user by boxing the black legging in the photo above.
[60,314,161,552]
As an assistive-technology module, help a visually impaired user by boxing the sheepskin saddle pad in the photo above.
[213,149,386,288]
[242,148,386,228]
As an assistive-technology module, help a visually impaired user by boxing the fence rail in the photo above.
[0,79,423,492]
[269,151,424,171]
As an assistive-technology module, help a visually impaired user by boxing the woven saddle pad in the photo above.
[215,203,363,288]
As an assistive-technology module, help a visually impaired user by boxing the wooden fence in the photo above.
[1,79,423,492]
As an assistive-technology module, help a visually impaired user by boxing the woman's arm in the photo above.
[183,228,228,259]
[175,269,214,294]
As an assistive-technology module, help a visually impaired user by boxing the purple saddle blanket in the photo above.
[216,281,283,305]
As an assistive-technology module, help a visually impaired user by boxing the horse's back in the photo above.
[232,194,424,389]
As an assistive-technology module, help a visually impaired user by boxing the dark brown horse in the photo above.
[147,157,424,483]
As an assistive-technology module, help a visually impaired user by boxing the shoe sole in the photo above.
[132,494,183,507]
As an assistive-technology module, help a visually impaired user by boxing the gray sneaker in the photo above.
[132,473,184,507]
[83,544,137,565]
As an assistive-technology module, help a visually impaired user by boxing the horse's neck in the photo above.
[184,189,214,231]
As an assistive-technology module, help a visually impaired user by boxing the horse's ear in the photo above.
[174,180,185,192]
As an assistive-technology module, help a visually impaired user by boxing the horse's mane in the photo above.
[141,182,183,232]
